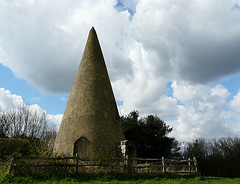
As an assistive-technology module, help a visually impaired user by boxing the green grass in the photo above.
[0,165,240,184]
[1,174,240,184]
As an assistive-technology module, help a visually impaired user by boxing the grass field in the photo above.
[0,162,239,184]
[1,174,240,184]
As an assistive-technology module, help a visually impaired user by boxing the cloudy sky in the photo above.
[1,0,240,141]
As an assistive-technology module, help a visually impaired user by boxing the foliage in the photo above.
[183,137,240,177]
[184,138,210,159]
[121,110,180,158]
[27,128,57,157]
[0,105,57,157]
[0,138,30,159]
[0,105,48,138]
[0,169,10,183]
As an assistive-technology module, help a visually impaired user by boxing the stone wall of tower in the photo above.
[53,27,125,158]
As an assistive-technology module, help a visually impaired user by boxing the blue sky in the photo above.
[1,0,240,141]
[0,65,68,114]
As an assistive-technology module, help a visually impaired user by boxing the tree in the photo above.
[183,137,240,177]
[121,110,180,158]
[0,105,56,157]
[183,138,210,159]
[0,112,10,138]
[0,105,48,138]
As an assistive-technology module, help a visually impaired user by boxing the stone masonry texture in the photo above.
[53,27,125,158]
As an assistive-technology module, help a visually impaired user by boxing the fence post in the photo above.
[188,158,191,174]
[9,153,15,176]
[162,157,166,174]
[193,157,199,175]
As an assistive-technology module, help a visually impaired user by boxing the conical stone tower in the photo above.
[54,27,125,158]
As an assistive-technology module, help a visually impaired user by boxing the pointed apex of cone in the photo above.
[81,27,104,67]
[88,27,97,38]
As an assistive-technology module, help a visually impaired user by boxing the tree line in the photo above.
[1,107,240,177]
[0,105,56,157]
[183,137,240,177]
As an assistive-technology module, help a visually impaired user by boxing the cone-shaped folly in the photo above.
[54,27,125,158]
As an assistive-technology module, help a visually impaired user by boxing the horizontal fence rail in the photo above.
[130,157,198,175]
[9,154,199,176]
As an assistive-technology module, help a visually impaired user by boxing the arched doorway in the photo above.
[73,137,90,159]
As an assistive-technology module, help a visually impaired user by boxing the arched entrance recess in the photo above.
[73,137,90,159]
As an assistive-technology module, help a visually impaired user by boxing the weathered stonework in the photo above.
[53,27,125,158]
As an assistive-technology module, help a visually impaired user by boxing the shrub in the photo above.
[0,138,30,159]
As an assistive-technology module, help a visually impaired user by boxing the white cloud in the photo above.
[0,88,62,129]
[60,97,67,101]
[230,122,240,134]
[230,91,240,112]
[221,91,240,134]
[0,88,44,113]
[0,0,133,94]
[132,0,240,83]
[222,111,240,121]
[1,0,240,141]
[221,110,240,134]
[113,40,178,117]
[167,82,233,141]
[0,88,24,109]
[2,0,240,94]
[47,114,63,129]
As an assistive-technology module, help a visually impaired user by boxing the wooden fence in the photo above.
[9,154,199,176]
[131,157,198,175]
